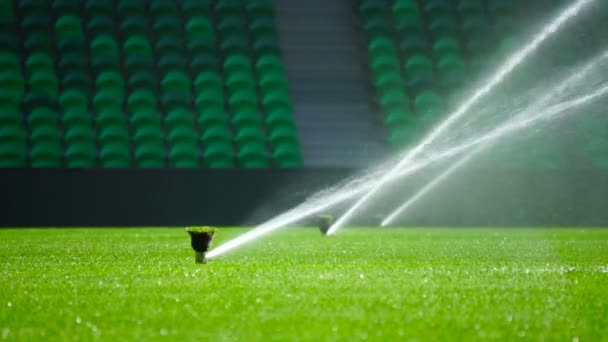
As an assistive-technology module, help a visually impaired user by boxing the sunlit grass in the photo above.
[1,228,607,340]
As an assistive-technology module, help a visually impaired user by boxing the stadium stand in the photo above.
[0,0,302,168]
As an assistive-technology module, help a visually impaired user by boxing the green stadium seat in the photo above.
[130,109,162,128]
[117,0,147,17]
[55,16,84,39]
[162,72,191,99]
[379,90,409,113]
[65,143,97,168]
[246,0,274,15]
[58,52,88,75]
[461,15,489,37]
[128,90,157,112]
[457,0,484,15]
[97,110,127,128]
[432,36,462,58]
[158,53,188,74]
[127,71,157,92]
[229,92,259,116]
[237,143,269,168]
[133,129,164,156]
[150,0,179,18]
[21,11,49,32]
[29,121,62,167]
[152,16,182,38]
[28,107,58,129]
[155,36,186,54]
[259,71,288,92]
[161,92,191,112]
[428,16,458,37]
[94,90,123,115]
[87,15,114,37]
[424,0,452,14]
[226,72,256,93]
[135,142,166,168]
[387,126,418,147]
[165,108,195,128]
[272,143,302,168]
[0,74,24,108]
[203,142,235,168]
[392,0,420,18]
[201,124,232,144]
[224,55,253,75]
[96,71,125,94]
[359,0,385,13]
[25,53,54,76]
[90,35,120,59]
[362,15,391,37]
[215,1,242,16]
[22,91,54,113]
[100,143,131,167]
[268,125,297,145]
[404,54,435,88]
[264,109,294,131]
[51,0,81,16]
[190,53,219,73]
[167,126,197,147]
[23,32,52,52]
[169,144,200,168]
[124,36,153,56]
[488,0,515,16]
[27,73,59,99]
[194,72,223,93]
[120,14,148,37]
[221,34,249,55]
[61,72,93,96]
[256,55,284,75]
[85,0,113,15]
[414,90,444,118]
[400,35,428,54]
[182,0,212,18]
[62,110,93,128]
[437,55,467,87]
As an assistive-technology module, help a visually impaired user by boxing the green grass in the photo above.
[1,228,607,341]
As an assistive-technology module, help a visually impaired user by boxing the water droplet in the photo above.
[7,302,12,307]
[75,317,82,324]
[359,274,365,279]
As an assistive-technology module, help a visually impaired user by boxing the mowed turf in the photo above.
[1,228,607,341]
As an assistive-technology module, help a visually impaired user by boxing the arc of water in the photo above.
[381,50,608,226]
[325,0,596,235]
[206,80,608,259]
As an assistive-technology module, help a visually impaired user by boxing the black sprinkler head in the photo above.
[186,227,216,263]
[317,215,334,236]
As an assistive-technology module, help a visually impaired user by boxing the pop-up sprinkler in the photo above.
[316,215,334,235]
[186,227,216,263]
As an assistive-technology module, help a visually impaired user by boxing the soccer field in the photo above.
[1,228,607,341]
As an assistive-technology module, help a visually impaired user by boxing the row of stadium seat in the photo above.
[0,0,302,168]
[358,0,519,148]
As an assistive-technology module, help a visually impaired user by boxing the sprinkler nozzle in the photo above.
[317,215,334,236]
[186,227,217,263]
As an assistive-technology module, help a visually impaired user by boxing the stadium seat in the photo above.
[414,90,444,119]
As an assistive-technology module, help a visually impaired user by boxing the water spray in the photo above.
[206,80,608,259]
[381,49,608,226]
[326,0,597,235]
